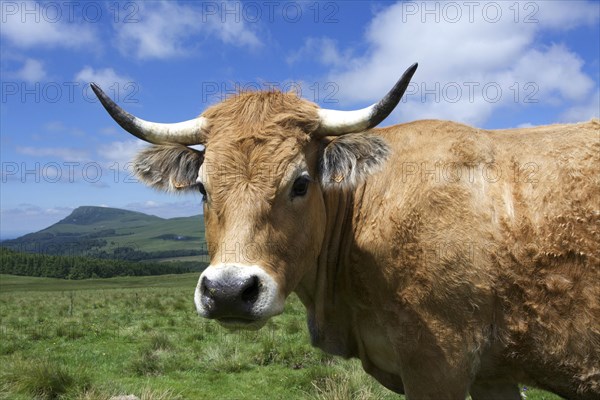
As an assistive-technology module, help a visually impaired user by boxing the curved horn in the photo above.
[90,83,208,145]
[316,63,418,136]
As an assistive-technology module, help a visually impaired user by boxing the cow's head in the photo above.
[92,63,417,329]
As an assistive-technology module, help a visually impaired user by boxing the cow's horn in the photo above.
[316,63,418,136]
[90,83,208,145]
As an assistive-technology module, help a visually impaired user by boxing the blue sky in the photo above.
[1,0,599,239]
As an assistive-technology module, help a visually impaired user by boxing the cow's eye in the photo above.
[291,176,310,197]
[197,182,207,197]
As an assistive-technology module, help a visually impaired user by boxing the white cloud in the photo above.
[0,204,75,238]
[1,1,96,49]
[74,66,134,90]
[42,121,87,137]
[124,200,202,218]
[16,146,91,162]
[100,126,119,136]
[535,1,600,30]
[287,37,352,67]
[304,1,599,127]
[96,140,147,166]
[511,45,595,102]
[516,122,535,128]
[14,58,47,82]
[561,89,600,122]
[2,204,74,216]
[115,1,261,60]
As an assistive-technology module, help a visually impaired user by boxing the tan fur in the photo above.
[338,118,599,399]
[133,89,600,399]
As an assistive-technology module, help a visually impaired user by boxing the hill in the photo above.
[1,206,207,263]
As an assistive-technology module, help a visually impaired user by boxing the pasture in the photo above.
[0,274,561,399]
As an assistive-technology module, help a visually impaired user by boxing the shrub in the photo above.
[309,361,390,400]
[128,348,163,376]
[55,323,85,340]
[201,338,251,373]
[139,321,152,332]
[148,332,172,351]
[143,298,164,311]
[0,339,24,356]
[2,358,90,399]
[138,388,184,400]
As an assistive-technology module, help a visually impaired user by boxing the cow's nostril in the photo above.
[201,276,214,300]
[241,275,260,304]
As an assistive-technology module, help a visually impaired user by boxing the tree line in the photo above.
[2,235,208,262]
[0,247,206,280]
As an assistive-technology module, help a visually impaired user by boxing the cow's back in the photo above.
[353,119,599,397]
[488,119,599,396]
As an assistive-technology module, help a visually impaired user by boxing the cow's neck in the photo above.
[295,186,360,357]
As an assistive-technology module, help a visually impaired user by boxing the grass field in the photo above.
[0,274,562,399]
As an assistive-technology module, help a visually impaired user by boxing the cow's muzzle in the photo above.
[194,264,284,329]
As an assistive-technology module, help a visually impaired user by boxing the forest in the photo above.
[0,247,205,280]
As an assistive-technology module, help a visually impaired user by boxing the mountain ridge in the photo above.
[2,206,207,263]
[54,206,165,226]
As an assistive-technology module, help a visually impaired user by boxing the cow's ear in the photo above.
[319,133,390,190]
[133,145,204,192]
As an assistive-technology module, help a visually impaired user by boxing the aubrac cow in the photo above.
[92,63,599,399]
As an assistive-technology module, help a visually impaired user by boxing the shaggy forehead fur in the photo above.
[199,91,321,206]
[202,90,321,143]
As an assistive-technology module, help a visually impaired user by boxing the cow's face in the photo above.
[129,92,391,329]
[90,64,417,329]
[197,136,326,329]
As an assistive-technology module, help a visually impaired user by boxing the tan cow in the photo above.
[92,63,600,400]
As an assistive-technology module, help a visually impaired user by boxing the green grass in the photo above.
[102,215,206,253]
[0,274,563,399]
[0,273,199,292]
[2,358,91,399]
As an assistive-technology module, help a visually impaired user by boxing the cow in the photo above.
[91,63,600,400]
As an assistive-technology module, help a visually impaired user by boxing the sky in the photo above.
[1,0,599,239]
